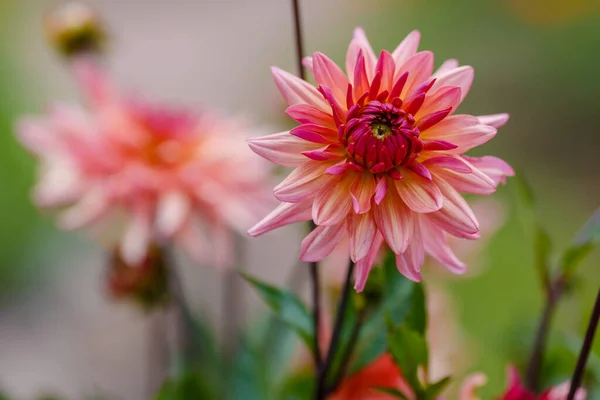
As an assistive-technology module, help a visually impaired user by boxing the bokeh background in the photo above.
[0,0,599,399]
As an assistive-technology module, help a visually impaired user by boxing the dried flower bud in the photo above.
[44,2,106,57]
[106,244,169,310]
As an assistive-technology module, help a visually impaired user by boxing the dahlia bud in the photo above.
[44,2,106,57]
[106,244,169,310]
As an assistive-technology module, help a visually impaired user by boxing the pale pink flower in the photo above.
[499,365,586,400]
[17,59,272,267]
[248,28,513,290]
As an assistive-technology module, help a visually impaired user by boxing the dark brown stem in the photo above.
[316,259,355,400]
[526,277,564,391]
[567,286,600,399]
[291,0,306,81]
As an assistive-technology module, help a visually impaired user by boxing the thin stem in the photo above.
[291,0,306,80]
[327,310,366,394]
[145,309,170,397]
[567,286,600,400]
[316,259,355,400]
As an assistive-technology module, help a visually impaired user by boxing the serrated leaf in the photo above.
[241,272,314,352]
[373,386,410,399]
[349,252,418,373]
[387,324,428,395]
[425,376,452,399]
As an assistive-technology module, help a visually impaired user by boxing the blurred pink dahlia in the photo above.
[499,366,586,400]
[248,28,513,290]
[17,59,272,267]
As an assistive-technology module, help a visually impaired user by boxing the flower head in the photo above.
[17,59,272,267]
[248,28,513,290]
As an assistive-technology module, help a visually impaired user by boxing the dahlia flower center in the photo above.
[344,100,422,173]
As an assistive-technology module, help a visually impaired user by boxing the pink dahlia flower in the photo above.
[499,366,586,400]
[17,59,272,267]
[248,28,513,290]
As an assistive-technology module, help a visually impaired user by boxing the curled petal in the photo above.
[312,173,354,226]
[274,160,334,202]
[419,216,468,274]
[464,155,515,186]
[373,178,413,253]
[430,65,474,102]
[391,30,421,70]
[248,131,320,167]
[346,27,377,82]
[248,200,312,237]
[374,176,388,205]
[349,212,377,262]
[395,222,424,282]
[271,66,329,110]
[286,104,335,128]
[156,190,191,237]
[394,168,443,213]
[290,123,338,144]
[301,221,347,262]
[302,145,345,161]
[458,374,488,400]
[428,174,479,238]
[353,51,370,100]
[414,86,462,121]
[350,172,376,213]
[354,233,384,292]
[313,52,349,106]
[396,51,434,97]
[477,113,510,128]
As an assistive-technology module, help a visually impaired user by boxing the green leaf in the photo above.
[574,208,600,246]
[154,370,212,400]
[373,386,410,399]
[229,338,270,400]
[387,324,428,395]
[404,283,427,335]
[349,252,421,373]
[241,272,314,352]
[424,376,452,399]
[562,242,595,278]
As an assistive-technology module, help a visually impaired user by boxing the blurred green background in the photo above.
[0,0,598,398]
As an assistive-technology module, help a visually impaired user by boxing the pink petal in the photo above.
[432,59,459,78]
[391,30,421,69]
[427,174,479,239]
[286,104,335,128]
[120,203,152,266]
[414,86,461,121]
[430,65,474,102]
[376,50,396,93]
[420,115,496,152]
[353,51,370,101]
[248,131,321,167]
[546,382,586,400]
[354,232,384,292]
[395,222,424,282]
[458,374,488,400]
[290,123,338,144]
[312,173,354,226]
[34,162,82,207]
[302,145,345,161]
[350,172,376,214]
[313,52,349,106]
[419,216,467,274]
[374,176,388,205]
[432,158,497,194]
[477,113,510,128]
[421,156,472,173]
[395,51,434,97]
[373,178,413,253]
[58,187,108,230]
[415,107,452,131]
[271,66,329,110]
[302,56,313,72]
[72,58,116,108]
[274,160,334,202]
[300,221,347,262]
[248,200,313,237]
[349,212,377,262]
[16,118,60,155]
[464,155,515,186]
[346,27,377,82]
[394,168,443,213]
[155,191,191,237]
